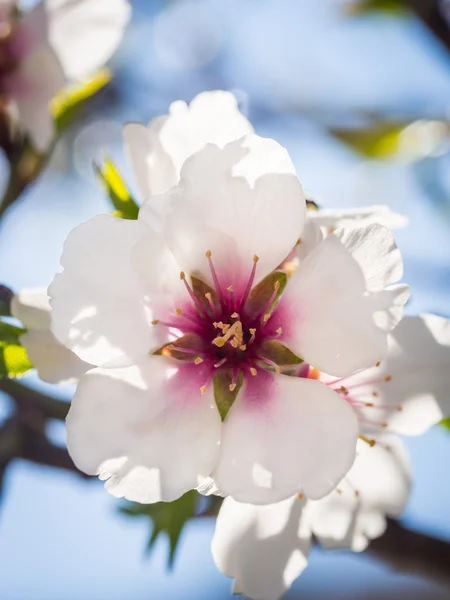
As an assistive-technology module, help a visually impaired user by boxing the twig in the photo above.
[367,518,450,588]
[0,379,69,421]
[401,0,450,54]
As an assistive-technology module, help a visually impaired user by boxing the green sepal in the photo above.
[191,275,219,315]
[0,321,33,378]
[120,490,198,569]
[213,369,243,421]
[94,158,139,220]
[440,417,450,430]
[245,271,287,318]
[258,340,303,367]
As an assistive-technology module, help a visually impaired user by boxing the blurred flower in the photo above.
[1,0,130,150]
[123,90,253,201]
[49,134,408,505]
[10,287,91,383]
[212,435,411,600]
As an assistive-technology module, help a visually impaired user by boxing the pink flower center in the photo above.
[152,251,300,399]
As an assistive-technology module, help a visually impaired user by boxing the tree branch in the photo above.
[0,379,69,421]
[367,518,450,587]
[401,0,450,54]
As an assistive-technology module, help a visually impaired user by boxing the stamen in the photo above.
[175,308,200,325]
[239,344,247,351]
[167,345,205,357]
[200,385,208,395]
[231,312,239,319]
[239,255,259,310]
[152,319,198,334]
[358,434,376,447]
[204,292,218,316]
[257,356,281,374]
[206,250,225,308]
[256,281,280,322]
[214,357,228,368]
[248,328,257,345]
[180,271,209,319]
[297,493,304,500]
[250,367,257,376]
[227,286,235,312]
[194,357,204,365]
[262,313,271,323]
[339,386,349,396]
[229,368,239,392]
[212,320,243,348]
[275,327,283,336]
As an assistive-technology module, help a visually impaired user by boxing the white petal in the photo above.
[44,0,131,80]
[214,372,358,503]
[5,42,65,150]
[66,357,221,503]
[125,91,254,201]
[212,496,311,600]
[49,214,156,367]
[333,224,403,291]
[123,119,177,202]
[308,435,410,552]
[345,314,450,435]
[11,287,52,331]
[163,135,305,291]
[311,204,407,232]
[20,329,91,384]
[281,228,397,376]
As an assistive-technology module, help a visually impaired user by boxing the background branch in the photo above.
[401,0,450,53]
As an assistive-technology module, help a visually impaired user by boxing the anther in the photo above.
[365,402,374,407]
[205,250,212,259]
[194,357,203,365]
[200,385,208,395]
[214,357,228,368]
[229,383,237,392]
[339,386,349,395]
[227,285,234,292]
[336,489,342,495]
[175,308,183,315]
[297,493,304,500]
[358,435,376,447]
[262,313,271,323]
[354,490,360,498]
[385,375,392,382]
[151,319,159,325]
[250,367,257,376]
[372,391,378,397]
[239,344,247,351]
[375,361,381,367]
[276,327,283,335]
[180,271,185,280]
[231,312,239,319]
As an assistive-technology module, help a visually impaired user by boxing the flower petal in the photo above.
[214,372,358,503]
[212,496,311,600]
[5,43,65,150]
[11,287,52,331]
[281,226,406,376]
[125,91,254,201]
[163,135,305,292]
[66,357,221,503]
[49,214,156,367]
[310,204,407,232]
[308,435,410,552]
[333,223,403,291]
[345,314,450,435]
[44,0,131,80]
[20,329,91,384]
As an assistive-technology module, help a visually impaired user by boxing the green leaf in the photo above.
[213,369,243,420]
[331,123,408,158]
[52,68,112,133]
[94,158,139,220]
[0,321,33,378]
[120,490,198,568]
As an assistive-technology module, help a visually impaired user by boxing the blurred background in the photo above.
[1,0,450,598]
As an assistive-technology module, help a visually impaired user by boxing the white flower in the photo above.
[308,203,408,233]
[11,287,91,384]
[212,435,411,600]
[123,90,254,201]
[1,0,130,150]
[49,133,407,505]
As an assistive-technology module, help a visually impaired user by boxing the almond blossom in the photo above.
[49,133,408,505]
[0,0,130,149]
